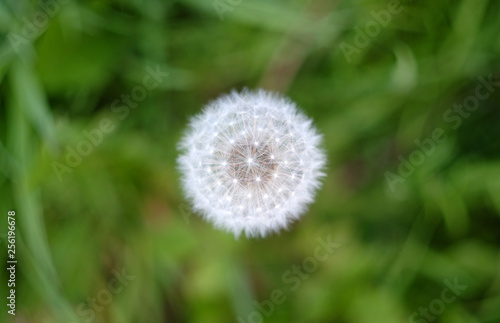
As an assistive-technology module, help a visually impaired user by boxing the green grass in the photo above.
[0,0,500,322]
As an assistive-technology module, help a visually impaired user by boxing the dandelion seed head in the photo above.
[177,89,326,238]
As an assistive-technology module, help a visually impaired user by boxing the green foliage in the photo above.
[0,0,499,322]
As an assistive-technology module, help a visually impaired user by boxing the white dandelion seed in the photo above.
[177,89,327,238]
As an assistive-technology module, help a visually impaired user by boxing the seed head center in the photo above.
[227,142,277,186]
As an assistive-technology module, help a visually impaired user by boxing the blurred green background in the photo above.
[1,0,500,322]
